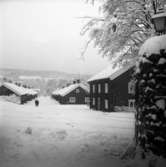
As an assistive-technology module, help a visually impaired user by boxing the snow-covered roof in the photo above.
[88,65,119,82]
[52,83,89,97]
[32,88,40,93]
[109,63,134,80]
[139,35,166,56]
[152,12,166,19]
[3,82,38,96]
[88,63,134,82]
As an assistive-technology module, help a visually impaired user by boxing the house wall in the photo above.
[0,85,14,96]
[89,68,134,112]
[52,94,61,102]
[21,94,37,104]
[109,68,134,107]
[89,79,111,111]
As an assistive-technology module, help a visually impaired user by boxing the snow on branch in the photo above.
[82,0,158,64]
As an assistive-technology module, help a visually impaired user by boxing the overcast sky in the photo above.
[0,0,109,75]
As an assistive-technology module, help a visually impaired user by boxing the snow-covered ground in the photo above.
[0,96,135,167]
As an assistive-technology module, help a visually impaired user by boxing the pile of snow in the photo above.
[2,94,20,104]
[52,83,89,96]
[139,35,166,56]
[0,99,135,167]
[3,82,38,96]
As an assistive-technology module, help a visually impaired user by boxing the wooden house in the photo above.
[0,82,38,104]
[52,83,89,104]
[88,63,135,112]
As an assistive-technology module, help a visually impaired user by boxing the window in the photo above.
[76,88,80,93]
[128,99,135,109]
[105,99,109,109]
[97,97,101,110]
[92,98,95,105]
[128,80,135,94]
[69,97,76,103]
[85,97,90,103]
[98,84,101,93]
[92,85,95,93]
[105,83,108,93]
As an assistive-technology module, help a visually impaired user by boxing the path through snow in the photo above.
[26,96,59,106]
[0,97,135,167]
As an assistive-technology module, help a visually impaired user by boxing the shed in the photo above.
[0,82,38,104]
[52,83,89,104]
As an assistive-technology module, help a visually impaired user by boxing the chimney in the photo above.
[76,79,80,83]
[73,80,76,84]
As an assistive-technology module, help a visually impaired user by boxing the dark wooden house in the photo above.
[52,83,89,104]
[88,63,135,112]
[0,82,38,104]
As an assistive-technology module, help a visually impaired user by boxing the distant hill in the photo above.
[0,68,91,95]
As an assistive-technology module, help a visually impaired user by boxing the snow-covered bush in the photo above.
[135,46,166,157]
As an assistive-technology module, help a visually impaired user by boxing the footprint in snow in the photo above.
[50,130,68,141]
[66,122,74,127]
[56,130,68,141]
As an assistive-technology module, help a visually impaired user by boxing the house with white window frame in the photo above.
[52,82,89,105]
[88,63,135,112]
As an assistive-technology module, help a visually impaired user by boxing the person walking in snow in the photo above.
[35,99,39,106]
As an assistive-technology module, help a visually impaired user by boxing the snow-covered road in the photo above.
[0,97,135,167]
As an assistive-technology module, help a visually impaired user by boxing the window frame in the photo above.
[104,99,109,109]
[98,84,101,93]
[92,84,95,93]
[128,99,135,109]
[92,98,95,105]
[128,80,135,94]
[69,97,76,103]
[105,83,109,93]
[76,88,80,93]
[85,97,90,103]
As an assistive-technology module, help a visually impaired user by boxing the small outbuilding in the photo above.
[52,83,89,104]
[0,82,38,104]
[88,63,135,112]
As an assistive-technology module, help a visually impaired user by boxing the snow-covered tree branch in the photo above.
[82,0,166,64]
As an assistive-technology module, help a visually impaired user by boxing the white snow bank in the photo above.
[2,94,20,104]
[139,35,166,56]
[19,75,42,80]
[0,99,135,167]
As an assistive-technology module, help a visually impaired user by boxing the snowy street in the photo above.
[0,97,135,167]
